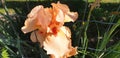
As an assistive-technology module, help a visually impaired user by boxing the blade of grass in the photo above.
[82,0,98,57]
[98,19,120,57]
[94,20,101,58]
[102,41,120,58]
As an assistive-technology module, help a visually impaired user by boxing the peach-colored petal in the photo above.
[21,5,52,34]
[30,30,45,47]
[51,2,69,13]
[65,47,78,57]
[27,5,43,19]
[55,9,64,23]
[60,26,71,38]
[64,12,78,22]
[43,27,77,58]
[48,9,64,34]
[36,7,52,33]
[21,18,40,34]
[52,2,78,23]
[30,31,37,42]
[21,5,43,33]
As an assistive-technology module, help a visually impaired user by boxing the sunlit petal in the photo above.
[60,26,71,38]
[43,27,77,58]
[55,9,64,23]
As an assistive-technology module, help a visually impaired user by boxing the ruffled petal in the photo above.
[64,12,78,22]
[51,2,78,23]
[55,9,64,23]
[65,47,77,57]
[51,2,69,13]
[43,27,77,58]
[21,5,43,33]
[21,5,52,34]
[37,7,52,33]
[49,9,64,34]
[28,5,43,18]
[60,26,71,38]
[21,18,40,34]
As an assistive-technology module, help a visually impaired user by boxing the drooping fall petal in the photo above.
[30,30,45,47]
[60,26,71,38]
[43,26,77,58]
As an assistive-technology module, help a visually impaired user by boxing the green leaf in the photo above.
[1,48,9,58]
[102,41,120,58]
[98,19,120,56]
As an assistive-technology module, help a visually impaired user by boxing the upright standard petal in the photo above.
[36,7,52,34]
[51,2,69,13]
[64,12,78,22]
[51,2,78,23]
[49,9,64,35]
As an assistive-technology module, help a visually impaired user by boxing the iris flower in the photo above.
[21,2,78,58]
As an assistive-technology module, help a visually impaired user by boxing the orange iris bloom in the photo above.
[21,2,78,58]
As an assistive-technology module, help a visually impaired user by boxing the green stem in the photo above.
[82,5,93,58]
